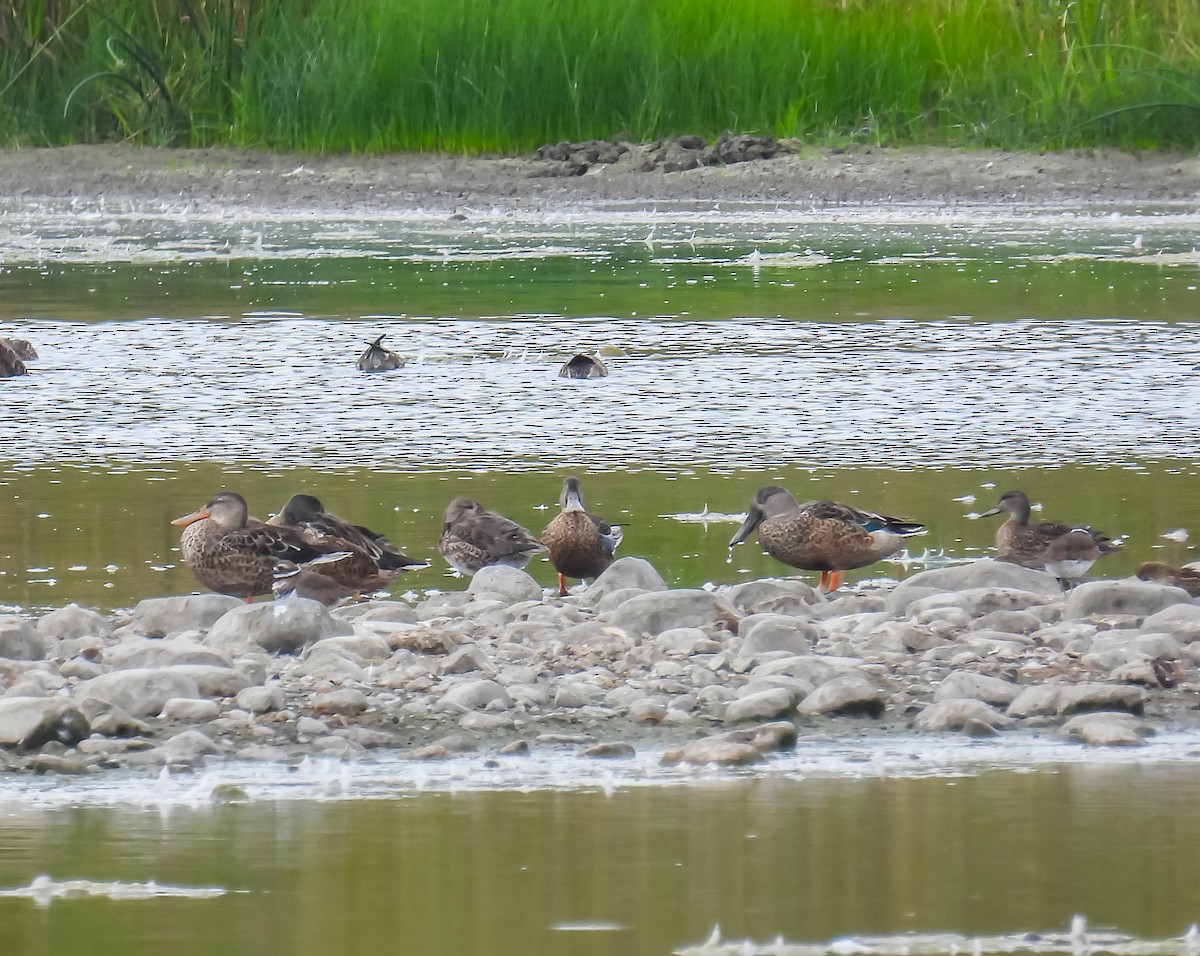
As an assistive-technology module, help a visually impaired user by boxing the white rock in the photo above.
[76,667,202,717]
[204,599,351,654]
[0,617,44,661]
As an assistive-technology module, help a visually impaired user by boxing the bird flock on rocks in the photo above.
[7,333,1194,601]
[169,477,1198,608]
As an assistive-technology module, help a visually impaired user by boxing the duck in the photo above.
[558,354,608,378]
[979,490,1122,570]
[438,497,546,575]
[356,334,404,372]
[540,476,622,595]
[0,340,27,378]
[1135,561,1200,597]
[172,491,342,599]
[268,493,427,590]
[1038,528,1102,587]
[728,485,925,591]
[0,337,37,361]
[272,559,362,607]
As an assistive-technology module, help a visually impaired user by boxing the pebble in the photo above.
[0,563,1193,772]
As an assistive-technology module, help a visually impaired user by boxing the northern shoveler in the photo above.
[171,491,339,599]
[728,485,925,591]
[979,490,1121,572]
[356,334,404,372]
[540,476,622,595]
[438,497,546,575]
[268,493,426,591]
[558,354,608,378]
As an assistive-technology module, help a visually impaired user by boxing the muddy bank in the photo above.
[3,143,1200,215]
[1,558,1199,776]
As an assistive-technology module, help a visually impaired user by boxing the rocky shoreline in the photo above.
[1,556,1198,777]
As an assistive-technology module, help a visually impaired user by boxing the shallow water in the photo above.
[1,200,1199,609]
[3,199,1200,954]
[2,747,1200,956]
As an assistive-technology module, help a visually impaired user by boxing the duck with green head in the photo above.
[728,485,925,591]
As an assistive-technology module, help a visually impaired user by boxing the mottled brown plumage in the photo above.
[268,493,426,590]
[540,477,621,595]
[1136,561,1200,597]
[980,490,1121,571]
[438,497,545,575]
[272,559,362,607]
[729,485,925,591]
[172,491,336,599]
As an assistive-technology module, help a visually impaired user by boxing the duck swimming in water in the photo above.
[979,490,1122,573]
[172,491,345,599]
[558,354,608,378]
[268,493,427,590]
[729,485,925,591]
[540,476,622,595]
[356,334,404,372]
[438,497,546,575]
[0,340,27,377]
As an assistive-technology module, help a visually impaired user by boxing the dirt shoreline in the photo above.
[3,143,1200,214]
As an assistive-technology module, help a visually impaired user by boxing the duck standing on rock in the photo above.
[356,334,404,372]
[172,491,349,599]
[979,490,1122,577]
[268,493,427,590]
[438,497,546,575]
[729,485,926,591]
[540,476,622,595]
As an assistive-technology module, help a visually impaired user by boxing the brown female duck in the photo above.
[438,497,546,575]
[729,485,925,591]
[1136,561,1200,597]
[172,491,339,599]
[268,493,427,590]
[980,490,1121,571]
[272,559,363,607]
[540,476,622,595]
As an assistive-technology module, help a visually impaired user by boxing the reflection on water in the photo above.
[1,206,1198,609]
[1,762,1199,956]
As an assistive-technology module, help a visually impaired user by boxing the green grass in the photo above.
[2,0,1200,152]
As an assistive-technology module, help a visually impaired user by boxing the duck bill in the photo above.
[978,505,1002,518]
[728,507,763,547]
[171,507,210,527]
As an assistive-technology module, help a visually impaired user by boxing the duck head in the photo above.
[979,490,1032,521]
[728,485,800,547]
[560,476,586,512]
[275,493,324,525]
[172,491,250,530]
